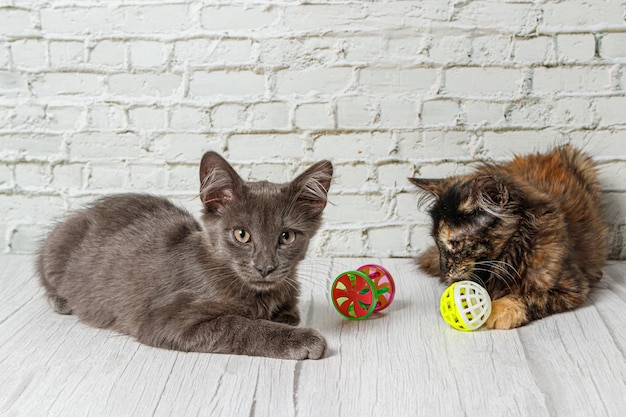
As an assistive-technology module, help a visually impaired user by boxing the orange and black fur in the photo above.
[410,145,608,329]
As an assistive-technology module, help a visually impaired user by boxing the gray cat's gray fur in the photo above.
[37,152,332,360]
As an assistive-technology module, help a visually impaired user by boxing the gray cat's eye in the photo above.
[279,230,296,245]
[234,229,251,243]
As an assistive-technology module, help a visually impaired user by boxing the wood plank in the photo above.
[1,255,625,417]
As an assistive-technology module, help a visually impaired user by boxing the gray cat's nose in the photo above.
[255,265,276,278]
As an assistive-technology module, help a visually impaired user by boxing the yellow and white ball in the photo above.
[440,281,492,331]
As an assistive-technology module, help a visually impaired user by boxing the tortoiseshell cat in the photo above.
[38,152,332,359]
[410,145,608,329]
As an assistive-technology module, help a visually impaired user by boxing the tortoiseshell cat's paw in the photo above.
[417,246,441,278]
[284,328,327,360]
[486,296,528,330]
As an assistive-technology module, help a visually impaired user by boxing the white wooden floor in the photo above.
[1,255,625,417]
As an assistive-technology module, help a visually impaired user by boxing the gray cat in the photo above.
[37,152,332,360]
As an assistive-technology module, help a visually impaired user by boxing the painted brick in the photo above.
[275,68,353,96]
[513,37,554,63]
[452,1,535,32]
[446,67,522,95]
[595,97,626,126]
[541,0,626,28]
[428,36,472,65]
[50,41,85,66]
[379,99,418,129]
[87,104,127,130]
[10,224,47,253]
[86,163,130,190]
[421,99,460,126]
[558,34,596,62]
[173,39,253,66]
[170,106,210,131]
[0,134,64,159]
[228,134,303,161]
[410,225,433,253]
[0,195,66,224]
[294,103,334,130]
[601,34,626,59]
[249,102,290,130]
[108,73,182,97]
[129,164,167,190]
[395,193,430,223]
[482,131,569,158]
[51,163,84,189]
[5,104,46,130]
[0,164,11,189]
[246,163,295,183]
[46,106,84,130]
[398,131,474,160]
[190,70,265,97]
[367,225,409,256]
[0,8,32,36]
[471,36,511,65]
[336,96,378,129]
[90,41,125,67]
[313,132,393,161]
[167,164,197,190]
[464,100,505,126]
[598,161,626,191]
[377,162,414,189]
[15,163,49,188]
[533,67,610,93]
[129,41,166,69]
[257,38,343,67]
[32,73,103,96]
[568,129,626,156]
[210,104,247,129]
[505,100,551,128]
[152,133,221,163]
[0,71,29,97]
[11,40,47,68]
[69,133,146,160]
[341,36,387,63]
[316,228,366,258]
[41,5,190,34]
[330,163,370,191]
[201,5,278,31]
[324,194,387,224]
[551,98,592,127]
[359,68,437,94]
[282,4,368,32]
[128,106,167,130]
[0,44,8,69]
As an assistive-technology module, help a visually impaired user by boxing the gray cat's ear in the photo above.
[408,178,448,198]
[291,160,333,216]
[199,152,243,214]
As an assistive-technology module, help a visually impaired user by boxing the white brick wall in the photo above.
[1,0,626,259]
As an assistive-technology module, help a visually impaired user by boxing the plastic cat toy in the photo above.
[440,280,492,331]
[331,264,396,320]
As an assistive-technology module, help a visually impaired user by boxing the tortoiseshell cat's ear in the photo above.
[473,176,509,209]
[290,160,333,216]
[199,151,244,214]
[408,178,449,198]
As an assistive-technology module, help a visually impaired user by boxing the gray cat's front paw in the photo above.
[272,310,300,326]
[285,328,327,360]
